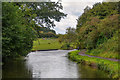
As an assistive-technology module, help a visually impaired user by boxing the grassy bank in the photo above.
[68,50,119,79]
[32,38,62,51]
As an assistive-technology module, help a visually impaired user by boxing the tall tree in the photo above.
[64,27,77,44]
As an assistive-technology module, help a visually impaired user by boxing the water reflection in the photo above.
[2,50,109,78]
[2,59,32,78]
[78,64,109,78]
[27,50,79,78]
[0,67,1,79]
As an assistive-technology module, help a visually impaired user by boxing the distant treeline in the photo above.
[35,27,58,38]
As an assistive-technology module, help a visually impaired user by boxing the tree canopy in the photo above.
[2,2,67,61]
[75,2,119,58]
[16,2,67,28]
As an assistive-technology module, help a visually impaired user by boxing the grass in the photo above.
[68,50,120,79]
[86,50,119,59]
[32,38,62,51]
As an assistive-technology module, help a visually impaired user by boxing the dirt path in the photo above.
[78,49,119,62]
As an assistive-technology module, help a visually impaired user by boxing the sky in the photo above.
[51,0,103,34]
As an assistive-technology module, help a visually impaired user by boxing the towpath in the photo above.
[78,49,119,62]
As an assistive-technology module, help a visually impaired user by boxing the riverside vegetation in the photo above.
[75,2,119,59]
[68,50,119,79]
[58,2,120,79]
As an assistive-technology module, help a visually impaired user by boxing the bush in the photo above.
[61,43,72,50]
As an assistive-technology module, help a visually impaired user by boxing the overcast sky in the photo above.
[50,0,103,34]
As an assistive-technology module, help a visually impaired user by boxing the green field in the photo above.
[32,38,62,51]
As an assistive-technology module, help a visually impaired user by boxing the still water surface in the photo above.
[2,50,109,78]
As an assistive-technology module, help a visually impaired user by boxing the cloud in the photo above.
[51,1,103,34]
[53,14,78,34]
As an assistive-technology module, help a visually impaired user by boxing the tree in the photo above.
[2,2,67,61]
[76,2,119,52]
[2,3,34,60]
[59,27,77,49]
[84,6,91,13]
[17,2,67,28]
[65,27,77,44]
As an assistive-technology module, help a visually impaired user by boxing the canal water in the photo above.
[2,50,109,78]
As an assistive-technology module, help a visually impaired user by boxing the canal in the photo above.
[2,50,109,78]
